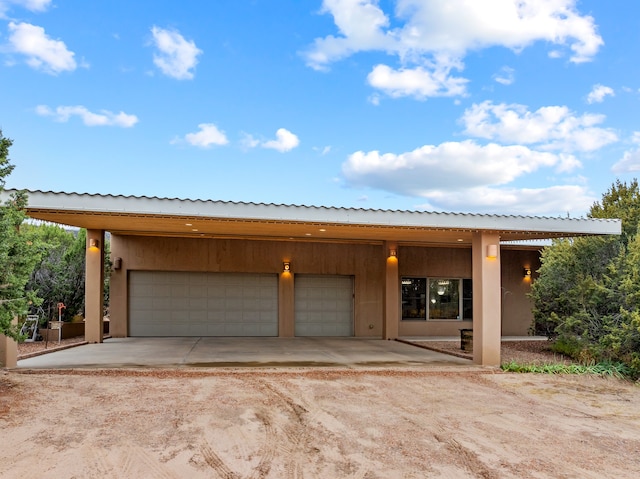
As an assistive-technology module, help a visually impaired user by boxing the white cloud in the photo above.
[343,140,566,192]
[313,145,332,155]
[240,132,260,150]
[340,140,595,214]
[612,133,640,173]
[262,128,300,152]
[0,0,51,17]
[182,123,228,148]
[151,26,202,80]
[392,0,602,63]
[304,0,394,71]
[15,0,50,9]
[36,105,138,127]
[587,84,614,104]
[7,22,76,74]
[367,62,468,99]
[240,129,300,153]
[612,149,640,174]
[416,185,596,215]
[304,0,602,100]
[461,101,618,152]
[494,66,515,85]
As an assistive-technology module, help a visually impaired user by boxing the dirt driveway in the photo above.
[1,368,639,478]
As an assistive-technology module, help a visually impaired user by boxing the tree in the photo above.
[25,226,111,322]
[0,130,41,340]
[24,224,83,321]
[590,179,640,245]
[530,179,640,376]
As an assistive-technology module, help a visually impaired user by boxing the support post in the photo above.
[85,229,105,343]
[0,328,17,368]
[472,232,502,366]
[383,242,399,340]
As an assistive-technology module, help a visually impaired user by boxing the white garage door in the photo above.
[295,275,354,337]
[129,271,278,337]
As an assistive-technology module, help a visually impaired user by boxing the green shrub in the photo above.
[501,360,632,379]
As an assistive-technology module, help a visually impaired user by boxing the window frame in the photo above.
[401,276,472,321]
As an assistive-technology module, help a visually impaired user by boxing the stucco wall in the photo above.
[398,246,473,336]
[500,248,541,336]
[110,235,539,338]
[397,246,538,337]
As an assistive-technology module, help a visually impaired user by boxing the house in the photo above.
[0,190,621,368]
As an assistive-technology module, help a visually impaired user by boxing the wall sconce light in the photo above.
[113,257,122,270]
[486,244,498,259]
[89,238,100,249]
[523,267,532,278]
[283,261,291,273]
[389,249,397,257]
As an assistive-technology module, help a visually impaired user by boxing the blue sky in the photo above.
[1,0,639,216]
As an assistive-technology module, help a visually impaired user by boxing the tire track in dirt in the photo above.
[251,379,374,479]
[82,445,115,478]
[434,433,499,479]
[200,440,241,479]
[248,411,276,479]
[197,395,278,479]
[248,378,315,479]
[113,444,181,479]
[256,378,380,479]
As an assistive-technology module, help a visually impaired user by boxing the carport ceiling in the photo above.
[10,190,622,245]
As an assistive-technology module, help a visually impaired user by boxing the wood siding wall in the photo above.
[109,235,538,338]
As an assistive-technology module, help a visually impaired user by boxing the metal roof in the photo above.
[1,189,621,245]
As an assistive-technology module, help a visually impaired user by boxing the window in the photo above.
[401,278,427,320]
[401,277,472,321]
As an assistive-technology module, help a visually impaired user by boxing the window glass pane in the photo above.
[401,278,426,320]
[462,278,473,320]
[428,279,460,320]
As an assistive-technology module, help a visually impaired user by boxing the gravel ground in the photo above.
[412,339,575,365]
[17,337,89,359]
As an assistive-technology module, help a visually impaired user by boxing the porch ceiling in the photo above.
[25,208,494,244]
[10,190,622,246]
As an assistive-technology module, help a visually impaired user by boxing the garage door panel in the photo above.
[295,275,354,337]
[129,271,278,337]
[151,297,170,310]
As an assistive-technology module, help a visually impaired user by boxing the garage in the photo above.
[294,275,354,336]
[129,271,278,337]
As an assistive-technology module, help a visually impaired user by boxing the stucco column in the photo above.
[383,242,399,340]
[279,271,295,337]
[472,232,502,366]
[85,229,105,343]
[0,326,17,368]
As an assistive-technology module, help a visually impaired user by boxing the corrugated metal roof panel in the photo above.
[1,189,622,237]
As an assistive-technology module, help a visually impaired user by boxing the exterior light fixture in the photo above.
[283,261,291,272]
[523,267,532,278]
[389,249,397,257]
[486,244,498,259]
[89,238,100,249]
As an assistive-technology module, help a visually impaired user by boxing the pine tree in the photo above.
[0,130,41,339]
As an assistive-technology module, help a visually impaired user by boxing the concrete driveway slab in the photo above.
[17,337,473,369]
